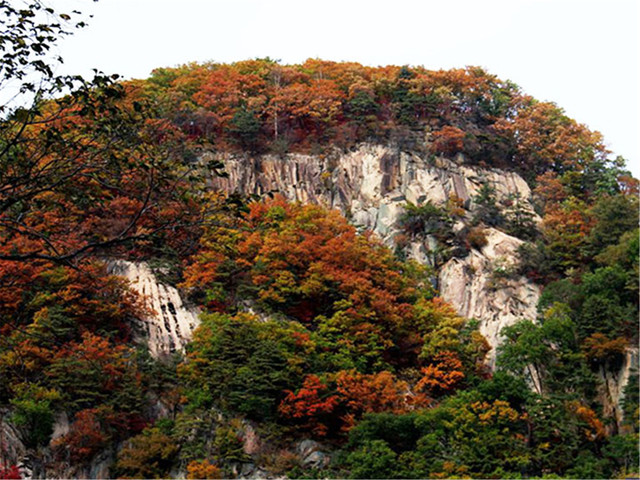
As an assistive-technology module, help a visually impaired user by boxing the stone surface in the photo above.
[50,412,70,443]
[235,462,273,479]
[295,439,329,469]
[439,228,541,366]
[0,410,26,467]
[107,260,200,358]
[241,422,262,456]
[598,347,639,432]
[303,451,328,469]
[296,439,321,459]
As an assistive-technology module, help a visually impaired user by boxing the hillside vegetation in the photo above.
[0,4,638,478]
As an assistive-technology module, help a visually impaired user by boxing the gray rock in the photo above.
[296,439,320,459]
[303,451,328,469]
[295,439,329,470]
[107,260,200,358]
[0,411,26,465]
[439,228,541,367]
[240,462,256,477]
[50,411,70,442]
[597,347,639,433]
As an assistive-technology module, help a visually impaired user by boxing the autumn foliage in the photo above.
[183,195,424,368]
[279,375,341,436]
[186,459,222,479]
[415,351,466,397]
[179,197,492,439]
[431,126,466,155]
[0,36,636,478]
[0,465,20,480]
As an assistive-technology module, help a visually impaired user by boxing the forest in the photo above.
[0,2,638,479]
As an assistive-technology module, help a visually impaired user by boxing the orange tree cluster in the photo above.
[178,196,490,433]
[0,35,208,470]
[138,59,613,180]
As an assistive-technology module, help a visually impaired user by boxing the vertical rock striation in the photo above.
[439,228,540,366]
[598,347,639,432]
[107,260,200,358]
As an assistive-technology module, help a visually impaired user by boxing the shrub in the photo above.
[467,226,488,250]
[53,408,109,463]
[179,313,302,419]
[472,183,504,227]
[116,427,179,479]
[214,424,248,463]
[431,126,466,156]
[186,459,222,479]
[398,202,451,239]
[0,465,20,480]
[345,440,398,479]
[10,385,59,449]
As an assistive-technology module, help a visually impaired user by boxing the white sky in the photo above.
[56,0,639,178]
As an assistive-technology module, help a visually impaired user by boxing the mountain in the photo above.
[1,56,638,479]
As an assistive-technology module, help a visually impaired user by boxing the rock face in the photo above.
[209,145,535,240]
[296,439,330,469]
[0,410,26,469]
[598,347,639,432]
[208,144,541,357]
[107,260,200,358]
[439,228,541,366]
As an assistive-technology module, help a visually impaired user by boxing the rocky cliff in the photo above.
[598,347,639,433]
[207,143,541,359]
[104,144,635,409]
[107,260,200,358]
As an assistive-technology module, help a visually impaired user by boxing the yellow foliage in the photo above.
[186,459,222,479]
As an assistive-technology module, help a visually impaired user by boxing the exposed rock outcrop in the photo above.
[296,439,330,470]
[208,144,541,357]
[0,410,26,471]
[439,228,540,366]
[208,145,536,240]
[107,260,200,358]
[598,347,639,432]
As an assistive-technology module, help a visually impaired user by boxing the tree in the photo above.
[178,312,305,419]
[344,393,530,478]
[431,126,466,156]
[415,350,465,397]
[183,196,425,369]
[541,197,593,273]
[115,426,179,479]
[45,332,144,413]
[53,408,109,462]
[0,1,212,270]
[227,105,261,151]
[345,440,398,479]
[494,97,609,176]
[504,193,537,240]
[278,374,340,436]
[585,193,639,258]
[397,201,454,269]
[524,396,609,476]
[186,459,222,479]
[472,183,504,227]
[336,370,408,417]
[9,384,59,448]
[498,305,596,398]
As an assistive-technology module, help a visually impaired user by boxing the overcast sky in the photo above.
[56,0,639,177]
